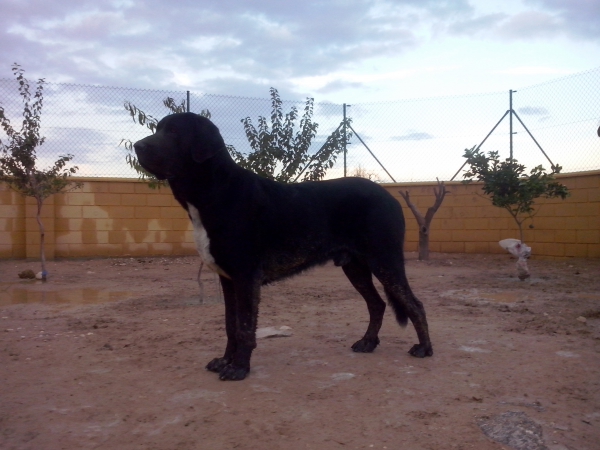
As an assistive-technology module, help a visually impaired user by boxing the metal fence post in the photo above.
[343,103,347,177]
[187,91,190,113]
[509,89,516,161]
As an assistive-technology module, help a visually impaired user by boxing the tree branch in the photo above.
[398,190,425,226]
[424,178,448,223]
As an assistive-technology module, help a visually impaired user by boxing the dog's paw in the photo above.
[218,364,250,381]
[408,343,433,358]
[351,337,380,353]
[206,357,231,373]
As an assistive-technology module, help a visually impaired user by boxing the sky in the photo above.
[1,0,599,103]
[0,0,599,182]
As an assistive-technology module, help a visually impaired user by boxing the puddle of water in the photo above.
[0,283,133,306]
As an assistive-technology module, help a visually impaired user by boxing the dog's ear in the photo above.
[190,115,226,163]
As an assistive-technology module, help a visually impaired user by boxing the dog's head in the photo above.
[133,113,226,180]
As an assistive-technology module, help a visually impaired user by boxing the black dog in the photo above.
[134,112,432,381]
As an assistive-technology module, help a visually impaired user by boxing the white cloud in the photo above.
[391,132,434,141]
[0,0,598,101]
[496,10,561,38]
[517,106,550,115]
[528,0,600,38]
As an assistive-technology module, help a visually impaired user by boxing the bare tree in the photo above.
[398,179,449,261]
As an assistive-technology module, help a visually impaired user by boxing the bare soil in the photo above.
[1,253,599,450]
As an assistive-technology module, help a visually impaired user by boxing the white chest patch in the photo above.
[187,203,230,278]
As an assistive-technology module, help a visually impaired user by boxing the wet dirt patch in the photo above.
[0,283,134,306]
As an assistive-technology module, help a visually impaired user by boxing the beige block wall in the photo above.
[384,170,599,258]
[1,171,598,259]
[1,178,197,259]
[0,185,26,258]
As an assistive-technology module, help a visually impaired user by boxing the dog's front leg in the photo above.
[217,275,260,381]
[206,277,237,373]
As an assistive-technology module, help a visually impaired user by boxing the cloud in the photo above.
[517,106,550,115]
[528,0,600,39]
[391,132,434,141]
[445,0,600,41]
[0,0,473,94]
[0,0,598,105]
[496,11,561,39]
[447,13,507,35]
[198,77,278,99]
[516,105,551,122]
[316,80,366,94]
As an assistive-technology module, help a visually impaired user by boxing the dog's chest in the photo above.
[187,203,229,278]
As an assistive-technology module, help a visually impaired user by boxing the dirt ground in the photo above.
[0,253,599,450]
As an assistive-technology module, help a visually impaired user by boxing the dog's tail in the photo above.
[383,285,410,327]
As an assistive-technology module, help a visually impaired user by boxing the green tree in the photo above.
[120,97,212,188]
[462,147,569,243]
[0,63,81,281]
[233,87,351,182]
[121,88,351,185]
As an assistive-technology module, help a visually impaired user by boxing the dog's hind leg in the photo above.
[374,265,433,358]
[206,276,237,373]
[342,257,386,353]
[384,284,432,357]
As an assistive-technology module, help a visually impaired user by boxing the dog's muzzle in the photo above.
[133,141,168,180]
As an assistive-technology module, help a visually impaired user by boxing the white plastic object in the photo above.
[499,239,531,280]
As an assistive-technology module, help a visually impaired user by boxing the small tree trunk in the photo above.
[418,226,430,261]
[35,197,47,281]
[518,222,524,244]
[508,210,526,243]
[399,179,448,261]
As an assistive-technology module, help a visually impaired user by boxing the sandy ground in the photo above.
[0,253,599,450]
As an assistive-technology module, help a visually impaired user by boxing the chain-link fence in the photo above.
[1,66,599,182]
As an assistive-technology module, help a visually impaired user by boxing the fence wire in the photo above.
[1,67,599,182]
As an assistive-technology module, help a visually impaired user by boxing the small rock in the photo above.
[35,271,44,280]
[459,346,491,353]
[18,270,36,279]
[256,326,293,339]
[556,351,579,358]
[576,316,587,324]
[331,372,355,382]
[478,411,546,450]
